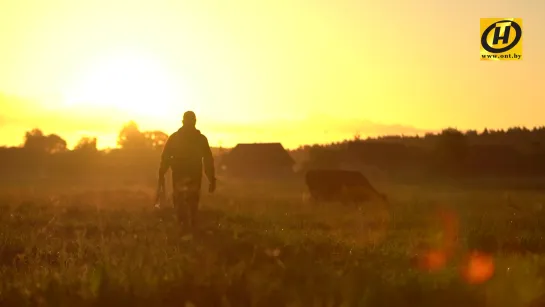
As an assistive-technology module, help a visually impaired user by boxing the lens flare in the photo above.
[461,251,495,284]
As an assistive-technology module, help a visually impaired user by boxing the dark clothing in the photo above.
[171,176,201,230]
[159,126,215,229]
[159,126,215,182]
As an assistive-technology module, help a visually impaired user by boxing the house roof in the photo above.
[221,143,295,166]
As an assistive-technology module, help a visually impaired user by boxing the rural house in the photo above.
[220,143,295,178]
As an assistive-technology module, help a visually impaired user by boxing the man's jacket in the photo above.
[159,126,215,183]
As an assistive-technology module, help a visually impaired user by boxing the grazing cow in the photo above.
[305,169,387,204]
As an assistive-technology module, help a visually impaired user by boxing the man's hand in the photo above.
[208,179,216,193]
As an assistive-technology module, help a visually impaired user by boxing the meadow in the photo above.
[2,177,545,307]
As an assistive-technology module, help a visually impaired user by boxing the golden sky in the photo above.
[1,0,544,149]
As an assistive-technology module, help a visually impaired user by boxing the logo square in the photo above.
[480,18,522,61]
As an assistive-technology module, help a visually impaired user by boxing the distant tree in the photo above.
[530,141,542,153]
[74,137,98,152]
[117,121,148,151]
[143,131,168,151]
[465,130,478,137]
[435,128,469,172]
[117,121,169,153]
[424,132,436,139]
[353,132,361,141]
[23,129,44,151]
[306,146,342,169]
[23,128,67,154]
[46,134,68,154]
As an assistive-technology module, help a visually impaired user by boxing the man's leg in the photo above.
[187,187,200,231]
[180,178,200,232]
[173,179,191,231]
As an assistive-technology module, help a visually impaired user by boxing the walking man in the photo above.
[158,111,216,233]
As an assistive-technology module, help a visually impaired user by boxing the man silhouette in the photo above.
[158,111,216,233]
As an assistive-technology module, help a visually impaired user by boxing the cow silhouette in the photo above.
[305,169,387,204]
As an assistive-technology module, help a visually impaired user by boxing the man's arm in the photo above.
[202,135,216,183]
[158,134,175,178]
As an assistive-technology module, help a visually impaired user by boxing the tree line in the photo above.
[294,126,545,180]
[0,121,170,187]
[2,124,545,187]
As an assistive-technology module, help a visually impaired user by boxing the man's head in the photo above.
[182,111,197,127]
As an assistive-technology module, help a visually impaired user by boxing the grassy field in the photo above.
[2,179,545,307]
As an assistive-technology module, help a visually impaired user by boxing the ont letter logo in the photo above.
[480,18,522,61]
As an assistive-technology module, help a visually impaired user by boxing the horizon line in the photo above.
[3,124,545,151]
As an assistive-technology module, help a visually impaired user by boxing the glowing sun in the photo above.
[63,51,178,118]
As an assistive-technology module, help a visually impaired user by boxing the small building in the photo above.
[220,143,295,178]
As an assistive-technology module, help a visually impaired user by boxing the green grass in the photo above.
[1,180,545,306]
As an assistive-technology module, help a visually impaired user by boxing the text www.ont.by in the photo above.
[482,53,521,59]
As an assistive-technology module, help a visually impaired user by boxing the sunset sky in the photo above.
[1,0,544,149]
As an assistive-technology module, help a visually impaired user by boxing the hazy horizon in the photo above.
[1,0,544,149]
